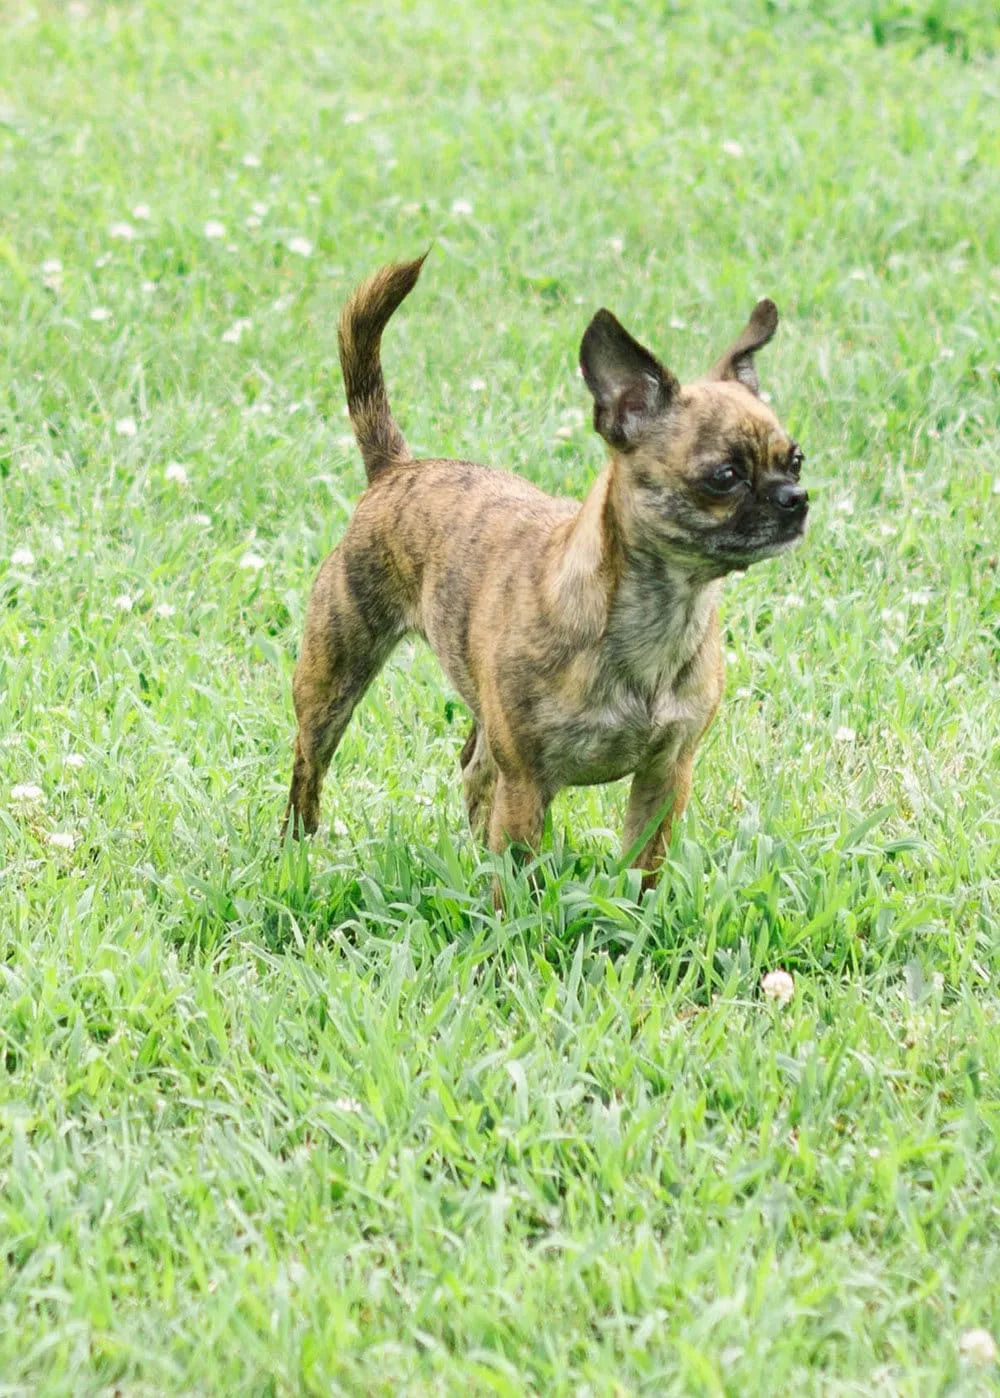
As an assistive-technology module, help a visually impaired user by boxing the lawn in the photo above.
[1,0,999,1392]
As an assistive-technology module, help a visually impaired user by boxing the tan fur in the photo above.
[284,257,808,903]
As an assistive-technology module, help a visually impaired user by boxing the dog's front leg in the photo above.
[459,723,497,839]
[488,774,548,853]
[623,750,695,893]
[487,773,548,910]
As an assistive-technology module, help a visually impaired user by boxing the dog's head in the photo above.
[579,299,807,575]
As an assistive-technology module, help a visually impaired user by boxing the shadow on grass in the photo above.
[145,795,967,1016]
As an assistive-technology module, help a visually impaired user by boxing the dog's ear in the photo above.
[579,310,678,450]
[707,299,778,395]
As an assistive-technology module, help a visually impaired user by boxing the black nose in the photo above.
[774,482,809,513]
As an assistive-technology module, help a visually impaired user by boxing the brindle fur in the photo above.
[285,256,808,899]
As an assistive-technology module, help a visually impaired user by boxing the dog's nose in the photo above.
[773,482,809,513]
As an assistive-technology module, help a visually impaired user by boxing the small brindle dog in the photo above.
[285,256,806,897]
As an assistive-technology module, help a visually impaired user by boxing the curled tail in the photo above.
[338,253,427,482]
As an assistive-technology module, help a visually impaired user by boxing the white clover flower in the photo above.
[959,1329,997,1366]
[222,318,251,344]
[669,316,687,331]
[11,783,44,805]
[834,498,855,515]
[64,753,86,770]
[95,252,112,268]
[113,593,134,612]
[41,257,63,289]
[468,377,486,393]
[89,306,112,322]
[332,818,349,838]
[239,551,266,571]
[141,280,157,294]
[164,462,188,485]
[245,215,262,230]
[132,203,151,220]
[287,236,313,257]
[45,830,77,850]
[242,153,261,168]
[252,201,269,217]
[607,235,624,254]
[109,221,136,241]
[115,417,137,438]
[333,1096,362,1114]
[451,198,473,216]
[11,547,35,567]
[721,139,744,158]
[762,969,794,1004]
[203,220,226,239]
[154,603,176,618]
[343,111,364,125]
[834,726,856,743]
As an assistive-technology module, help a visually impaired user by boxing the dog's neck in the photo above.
[556,462,722,691]
[608,545,722,693]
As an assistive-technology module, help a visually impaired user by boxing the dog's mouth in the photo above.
[649,489,809,577]
[768,504,810,550]
[709,507,808,570]
[747,530,805,561]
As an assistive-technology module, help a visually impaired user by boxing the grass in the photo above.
[1,0,999,1392]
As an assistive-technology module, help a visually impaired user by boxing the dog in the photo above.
[284,254,807,896]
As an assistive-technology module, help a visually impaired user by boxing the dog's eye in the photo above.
[789,445,804,479]
[702,464,745,495]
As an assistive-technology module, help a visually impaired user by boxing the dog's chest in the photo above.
[545,685,693,785]
[540,576,719,786]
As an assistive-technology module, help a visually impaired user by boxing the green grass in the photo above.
[2,0,999,1392]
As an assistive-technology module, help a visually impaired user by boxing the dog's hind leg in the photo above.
[459,723,497,839]
[284,545,404,839]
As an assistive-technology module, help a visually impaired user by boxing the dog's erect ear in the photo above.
[579,310,678,450]
[707,298,778,396]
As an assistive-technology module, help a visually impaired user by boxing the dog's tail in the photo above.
[338,253,427,482]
